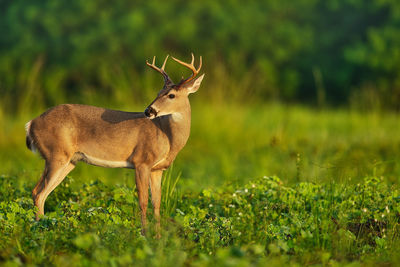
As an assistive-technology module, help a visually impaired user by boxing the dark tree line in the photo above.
[1,0,399,113]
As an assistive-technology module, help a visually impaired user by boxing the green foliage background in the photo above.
[1,0,400,114]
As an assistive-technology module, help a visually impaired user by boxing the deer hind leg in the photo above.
[135,165,151,235]
[150,170,163,238]
[32,164,48,207]
[32,159,75,220]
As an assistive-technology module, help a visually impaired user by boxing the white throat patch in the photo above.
[171,112,183,121]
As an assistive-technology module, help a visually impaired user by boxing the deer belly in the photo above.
[72,152,134,169]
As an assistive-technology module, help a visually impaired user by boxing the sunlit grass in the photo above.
[1,102,400,192]
[0,174,399,266]
[1,102,400,265]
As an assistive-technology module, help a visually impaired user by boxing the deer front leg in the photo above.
[150,170,163,238]
[135,165,151,236]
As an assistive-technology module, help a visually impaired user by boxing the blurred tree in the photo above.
[0,0,399,113]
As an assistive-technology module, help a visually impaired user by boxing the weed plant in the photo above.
[1,103,399,265]
[0,174,399,266]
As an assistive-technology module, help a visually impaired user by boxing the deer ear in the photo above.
[184,74,204,94]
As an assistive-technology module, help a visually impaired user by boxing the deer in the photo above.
[25,53,204,236]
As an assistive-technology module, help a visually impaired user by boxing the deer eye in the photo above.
[168,94,175,99]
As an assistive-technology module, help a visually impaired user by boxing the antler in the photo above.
[146,55,174,86]
[172,53,202,86]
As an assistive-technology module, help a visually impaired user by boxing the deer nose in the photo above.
[144,107,157,118]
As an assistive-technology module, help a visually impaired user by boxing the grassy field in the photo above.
[1,102,400,265]
[2,102,400,189]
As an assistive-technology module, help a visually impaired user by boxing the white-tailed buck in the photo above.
[25,54,204,236]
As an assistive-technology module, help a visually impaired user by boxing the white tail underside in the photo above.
[25,120,38,153]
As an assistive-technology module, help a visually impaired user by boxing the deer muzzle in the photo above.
[144,106,157,119]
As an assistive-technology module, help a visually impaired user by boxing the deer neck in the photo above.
[165,104,191,149]
[149,106,191,170]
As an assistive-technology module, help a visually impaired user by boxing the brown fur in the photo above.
[26,70,204,236]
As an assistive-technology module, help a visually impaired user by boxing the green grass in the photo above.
[0,174,399,266]
[1,102,400,266]
[2,102,399,190]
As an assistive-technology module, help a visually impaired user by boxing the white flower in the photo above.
[362,208,367,213]
[238,212,243,216]
[252,184,256,188]
[244,188,248,193]
[209,204,213,208]
[386,206,390,213]
[229,204,235,208]
[381,214,385,218]
[233,193,237,197]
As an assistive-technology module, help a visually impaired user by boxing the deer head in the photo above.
[144,53,204,119]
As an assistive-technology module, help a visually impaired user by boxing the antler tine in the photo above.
[146,55,173,85]
[171,53,202,85]
[197,56,202,72]
[161,55,169,70]
[190,53,194,65]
